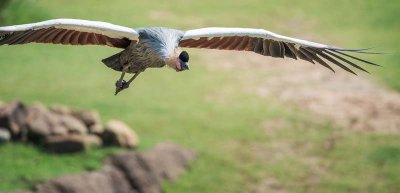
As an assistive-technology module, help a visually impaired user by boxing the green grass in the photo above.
[0,0,49,25]
[0,0,399,193]
[0,143,119,191]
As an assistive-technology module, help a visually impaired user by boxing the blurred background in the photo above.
[0,0,399,192]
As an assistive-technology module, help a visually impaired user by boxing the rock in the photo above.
[88,123,104,135]
[0,127,11,143]
[105,142,196,193]
[27,103,91,143]
[35,165,136,193]
[58,115,87,134]
[71,110,101,130]
[84,135,103,146]
[102,120,139,148]
[0,101,27,138]
[16,143,196,193]
[107,152,161,193]
[45,135,102,153]
[50,105,72,115]
[25,104,68,143]
[142,142,197,181]
[51,106,103,134]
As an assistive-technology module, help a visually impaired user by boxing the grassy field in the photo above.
[0,0,399,193]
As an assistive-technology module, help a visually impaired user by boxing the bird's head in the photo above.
[174,51,189,72]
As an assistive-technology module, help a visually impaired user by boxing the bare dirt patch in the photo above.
[250,177,287,193]
[201,51,400,133]
[248,141,328,193]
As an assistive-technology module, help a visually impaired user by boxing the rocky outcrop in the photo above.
[25,103,69,142]
[0,101,27,138]
[51,106,104,134]
[0,101,139,153]
[35,165,136,193]
[45,134,102,153]
[1,102,197,193]
[31,143,196,193]
[142,143,196,181]
[102,120,139,148]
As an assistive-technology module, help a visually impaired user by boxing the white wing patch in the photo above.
[0,19,139,41]
[0,19,140,48]
[182,27,330,49]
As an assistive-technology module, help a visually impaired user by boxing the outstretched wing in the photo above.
[179,28,379,74]
[0,19,140,48]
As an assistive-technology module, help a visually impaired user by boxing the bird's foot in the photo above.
[115,79,129,95]
[114,72,142,95]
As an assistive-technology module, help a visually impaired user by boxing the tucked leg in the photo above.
[115,71,126,89]
[126,71,141,85]
[115,65,129,95]
[115,71,142,95]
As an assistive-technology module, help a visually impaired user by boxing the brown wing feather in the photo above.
[78,32,90,45]
[209,37,228,49]
[179,35,378,74]
[0,27,132,48]
[253,38,264,54]
[10,31,37,45]
[269,40,282,58]
[44,29,64,43]
[218,37,236,49]
[236,36,250,50]
[262,39,271,56]
[4,31,29,44]
[301,47,335,72]
[283,43,297,59]
[53,29,70,44]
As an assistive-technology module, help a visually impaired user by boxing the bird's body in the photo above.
[102,27,184,73]
[0,19,379,95]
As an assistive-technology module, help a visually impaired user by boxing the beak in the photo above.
[181,61,189,70]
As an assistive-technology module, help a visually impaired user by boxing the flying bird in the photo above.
[0,19,379,95]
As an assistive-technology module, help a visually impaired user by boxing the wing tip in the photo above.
[331,50,381,67]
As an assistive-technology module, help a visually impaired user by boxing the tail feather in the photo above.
[102,52,124,71]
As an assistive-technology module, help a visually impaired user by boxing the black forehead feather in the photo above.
[179,51,189,62]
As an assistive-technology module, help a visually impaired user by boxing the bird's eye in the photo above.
[179,51,189,62]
